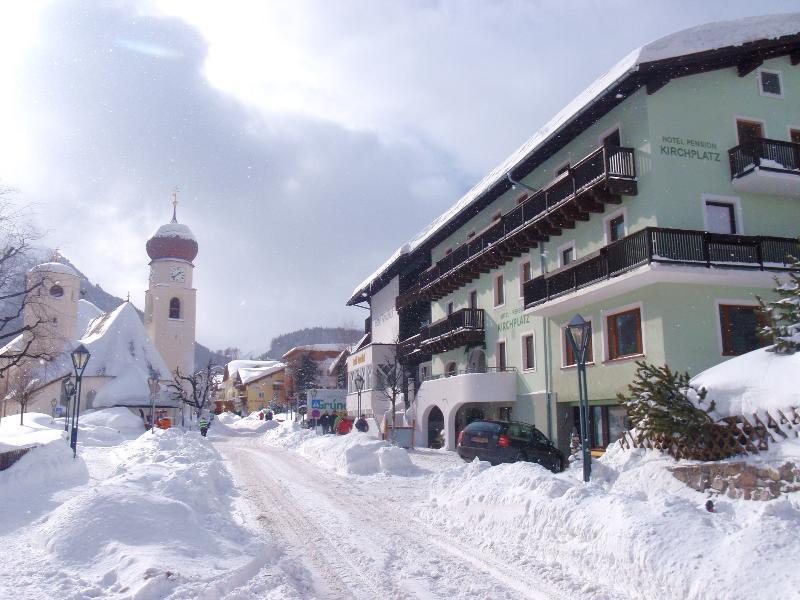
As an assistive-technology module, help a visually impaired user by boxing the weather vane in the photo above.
[171,186,180,223]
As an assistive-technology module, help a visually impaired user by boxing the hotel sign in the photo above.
[659,136,721,162]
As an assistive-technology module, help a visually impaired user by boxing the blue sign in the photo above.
[311,399,323,409]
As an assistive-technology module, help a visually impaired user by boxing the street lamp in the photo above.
[148,373,160,434]
[354,372,365,418]
[62,375,75,432]
[565,314,592,483]
[69,344,91,458]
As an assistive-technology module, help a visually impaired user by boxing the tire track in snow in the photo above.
[216,436,570,599]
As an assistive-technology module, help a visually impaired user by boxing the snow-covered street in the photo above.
[215,434,581,600]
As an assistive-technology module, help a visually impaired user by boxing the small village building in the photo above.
[348,16,800,453]
[282,344,349,400]
[219,359,285,414]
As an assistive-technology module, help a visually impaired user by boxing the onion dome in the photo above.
[146,193,198,262]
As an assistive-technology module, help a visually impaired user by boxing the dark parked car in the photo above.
[457,420,564,472]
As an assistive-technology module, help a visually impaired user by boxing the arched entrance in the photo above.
[445,361,458,377]
[427,405,444,449]
[467,348,487,373]
[454,404,486,442]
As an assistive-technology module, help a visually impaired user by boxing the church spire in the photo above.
[171,187,179,223]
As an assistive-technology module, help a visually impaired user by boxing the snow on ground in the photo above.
[0,410,309,600]
[258,419,800,599]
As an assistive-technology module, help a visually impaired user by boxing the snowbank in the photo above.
[35,428,266,598]
[691,347,800,417]
[424,445,800,599]
[263,421,419,476]
[0,412,64,451]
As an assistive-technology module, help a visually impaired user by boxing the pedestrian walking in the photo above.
[199,416,210,437]
[320,412,329,434]
[332,413,341,435]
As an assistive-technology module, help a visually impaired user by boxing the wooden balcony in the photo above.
[729,138,800,196]
[397,145,637,308]
[417,308,485,354]
[524,227,800,308]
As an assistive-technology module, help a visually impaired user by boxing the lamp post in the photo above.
[565,314,592,483]
[62,375,75,432]
[354,372,364,418]
[69,344,91,458]
[148,374,160,434]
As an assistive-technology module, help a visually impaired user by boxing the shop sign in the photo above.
[497,307,532,332]
[659,136,721,162]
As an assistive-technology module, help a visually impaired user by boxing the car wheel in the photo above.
[513,452,526,462]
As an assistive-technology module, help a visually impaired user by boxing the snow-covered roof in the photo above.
[239,363,285,386]
[0,333,25,357]
[28,262,78,277]
[150,222,196,242]
[282,344,351,359]
[691,346,800,418]
[350,13,800,300]
[77,299,103,337]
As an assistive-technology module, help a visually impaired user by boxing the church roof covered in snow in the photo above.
[28,262,78,277]
[77,299,104,336]
[348,13,800,304]
[146,222,198,262]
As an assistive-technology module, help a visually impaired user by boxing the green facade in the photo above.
[424,55,800,449]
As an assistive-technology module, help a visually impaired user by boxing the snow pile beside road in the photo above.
[0,412,64,451]
[262,421,419,476]
[78,407,146,446]
[425,446,800,599]
[35,428,267,598]
[217,411,242,424]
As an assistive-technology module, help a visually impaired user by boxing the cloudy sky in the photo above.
[1,1,797,353]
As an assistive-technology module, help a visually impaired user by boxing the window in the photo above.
[522,334,535,370]
[555,162,570,176]
[49,284,64,298]
[492,211,502,222]
[564,322,593,366]
[601,128,621,147]
[498,406,512,421]
[519,260,531,297]
[559,242,575,267]
[445,247,453,256]
[791,129,800,145]
[494,274,504,307]
[445,361,457,377]
[607,308,643,360]
[719,304,769,356]
[420,365,430,381]
[736,119,764,146]
[497,341,507,371]
[169,297,181,319]
[469,290,478,310]
[705,201,737,234]
[467,230,476,240]
[758,70,782,97]
[607,213,625,243]
[516,194,528,205]
[447,301,454,315]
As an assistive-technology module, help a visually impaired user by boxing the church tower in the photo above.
[24,260,81,358]
[144,194,197,378]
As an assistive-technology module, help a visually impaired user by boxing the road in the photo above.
[215,435,574,600]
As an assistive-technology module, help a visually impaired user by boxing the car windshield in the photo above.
[464,421,503,434]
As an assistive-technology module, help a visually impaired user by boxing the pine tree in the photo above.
[758,251,800,355]
[617,361,715,450]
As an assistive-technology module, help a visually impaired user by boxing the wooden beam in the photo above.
[646,76,670,95]
[737,57,763,77]
[576,197,605,213]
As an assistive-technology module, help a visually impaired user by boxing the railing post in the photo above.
[645,228,654,264]
[756,236,764,270]
[602,145,609,180]
[702,232,711,267]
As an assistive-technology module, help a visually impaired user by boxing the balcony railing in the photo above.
[397,144,637,308]
[729,137,800,179]
[417,308,485,354]
[524,227,800,308]
[421,366,517,382]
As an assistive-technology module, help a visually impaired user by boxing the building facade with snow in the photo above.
[348,15,800,453]
[220,359,286,414]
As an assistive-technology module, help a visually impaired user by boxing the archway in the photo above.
[454,404,486,442]
[427,405,444,449]
[467,348,487,373]
[445,361,457,377]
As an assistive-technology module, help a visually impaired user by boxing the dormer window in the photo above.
[169,297,181,319]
